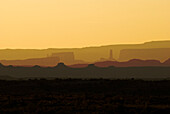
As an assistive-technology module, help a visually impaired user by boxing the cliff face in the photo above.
[51,52,75,64]
[119,48,170,62]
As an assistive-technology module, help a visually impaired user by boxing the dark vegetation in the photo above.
[0,79,170,113]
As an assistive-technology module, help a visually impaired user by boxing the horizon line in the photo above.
[0,40,170,50]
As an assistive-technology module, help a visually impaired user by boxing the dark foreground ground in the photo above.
[0,79,170,113]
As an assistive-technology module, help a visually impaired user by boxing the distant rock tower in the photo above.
[109,49,113,60]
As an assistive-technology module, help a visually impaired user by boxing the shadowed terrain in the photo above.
[0,63,170,113]
[0,79,170,113]
[0,62,170,80]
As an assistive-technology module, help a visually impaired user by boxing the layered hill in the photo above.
[1,40,170,62]
[0,57,60,66]
[70,59,170,68]
[0,62,170,79]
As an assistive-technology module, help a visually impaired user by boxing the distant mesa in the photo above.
[50,52,75,64]
[119,48,170,62]
[109,49,115,61]
[49,52,85,65]
[1,40,170,64]
[99,49,116,62]
[70,59,165,68]
[0,52,85,67]
[0,56,60,67]
[96,59,162,67]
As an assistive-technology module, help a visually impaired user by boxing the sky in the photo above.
[0,0,170,49]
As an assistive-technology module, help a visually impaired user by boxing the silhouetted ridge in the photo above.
[0,63,5,68]
[55,63,68,68]
[0,61,170,79]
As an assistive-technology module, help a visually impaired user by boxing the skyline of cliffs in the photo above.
[0,40,170,64]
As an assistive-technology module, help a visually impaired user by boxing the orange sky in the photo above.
[0,0,170,49]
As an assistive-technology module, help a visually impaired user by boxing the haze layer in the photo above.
[0,0,170,48]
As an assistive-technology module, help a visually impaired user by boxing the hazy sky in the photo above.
[0,0,170,48]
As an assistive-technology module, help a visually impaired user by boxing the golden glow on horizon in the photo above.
[0,0,170,48]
